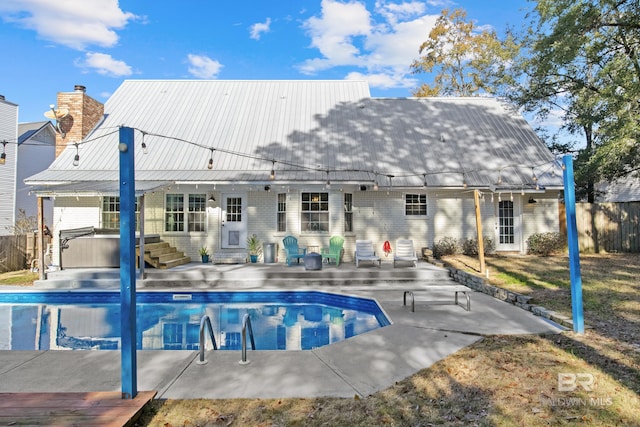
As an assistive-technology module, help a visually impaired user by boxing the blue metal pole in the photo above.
[562,155,585,334]
[119,126,138,397]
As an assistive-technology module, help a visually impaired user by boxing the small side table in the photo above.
[303,252,322,270]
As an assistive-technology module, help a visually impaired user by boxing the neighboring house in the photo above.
[0,94,19,236]
[0,94,56,236]
[17,121,56,228]
[25,80,564,268]
[596,175,640,202]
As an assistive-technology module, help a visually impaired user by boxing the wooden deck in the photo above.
[0,391,156,426]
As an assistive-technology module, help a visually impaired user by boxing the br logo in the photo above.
[558,373,595,392]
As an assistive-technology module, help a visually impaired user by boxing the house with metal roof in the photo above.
[0,93,56,236]
[25,80,564,268]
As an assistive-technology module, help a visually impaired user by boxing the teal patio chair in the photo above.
[321,235,344,266]
[283,235,306,266]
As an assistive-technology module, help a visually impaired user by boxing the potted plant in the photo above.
[247,234,262,263]
[199,246,210,264]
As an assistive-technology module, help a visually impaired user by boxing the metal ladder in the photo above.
[197,313,256,365]
[197,315,218,365]
[240,313,256,365]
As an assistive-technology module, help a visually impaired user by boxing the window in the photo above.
[226,197,242,222]
[277,193,286,232]
[102,196,140,230]
[499,200,515,244]
[344,193,353,232]
[301,192,329,232]
[405,194,427,216]
[188,194,206,232]
[165,194,184,232]
[165,193,207,232]
[102,196,120,229]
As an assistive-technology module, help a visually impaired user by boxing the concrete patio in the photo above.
[0,259,565,399]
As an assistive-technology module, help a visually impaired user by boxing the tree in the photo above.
[410,8,520,97]
[7,209,38,235]
[514,0,640,200]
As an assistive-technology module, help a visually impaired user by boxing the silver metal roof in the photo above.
[26,80,563,194]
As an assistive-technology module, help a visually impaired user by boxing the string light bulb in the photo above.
[207,148,214,170]
[423,173,428,188]
[531,167,538,182]
[270,161,276,180]
[140,131,149,154]
[72,143,80,167]
[497,170,503,185]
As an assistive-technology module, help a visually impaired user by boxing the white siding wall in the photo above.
[16,129,56,225]
[51,196,101,266]
[0,100,18,236]
[49,187,562,265]
[521,194,561,252]
[144,189,219,262]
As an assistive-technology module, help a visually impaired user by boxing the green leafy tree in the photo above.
[410,8,520,97]
[514,0,640,200]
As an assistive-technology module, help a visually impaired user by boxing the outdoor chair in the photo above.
[354,240,381,267]
[283,235,307,266]
[394,239,418,267]
[321,235,344,266]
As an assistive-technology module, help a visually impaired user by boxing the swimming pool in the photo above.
[0,291,390,351]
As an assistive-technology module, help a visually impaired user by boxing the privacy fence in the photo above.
[569,202,640,253]
[0,234,29,273]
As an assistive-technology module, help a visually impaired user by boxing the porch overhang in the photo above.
[27,181,173,198]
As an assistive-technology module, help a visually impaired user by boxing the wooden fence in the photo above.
[572,202,640,253]
[0,234,28,273]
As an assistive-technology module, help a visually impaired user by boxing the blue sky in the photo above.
[1,0,532,124]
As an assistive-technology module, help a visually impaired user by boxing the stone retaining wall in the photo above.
[445,265,575,330]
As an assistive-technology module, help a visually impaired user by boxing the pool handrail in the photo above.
[240,313,256,365]
[197,315,218,365]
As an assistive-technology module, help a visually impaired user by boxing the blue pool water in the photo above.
[0,291,390,351]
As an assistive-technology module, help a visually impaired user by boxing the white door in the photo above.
[495,199,521,251]
[221,193,247,249]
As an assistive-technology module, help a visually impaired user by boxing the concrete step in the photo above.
[39,262,453,288]
[159,256,192,269]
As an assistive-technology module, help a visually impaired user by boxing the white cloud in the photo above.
[299,0,440,91]
[187,54,223,79]
[0,0,138,50]
[301,0,372,70]
[75,52,133,77]
[250,18,271,40]
[345,71,417,90]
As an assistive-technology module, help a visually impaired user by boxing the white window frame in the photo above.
[165,193,207,233]
[301,192,329,233]
[405,193,427,217]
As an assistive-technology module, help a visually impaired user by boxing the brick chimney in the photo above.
[54,85,104,158]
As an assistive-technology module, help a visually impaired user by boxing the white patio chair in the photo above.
[354,240,381,267]
[394,239,418,267]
